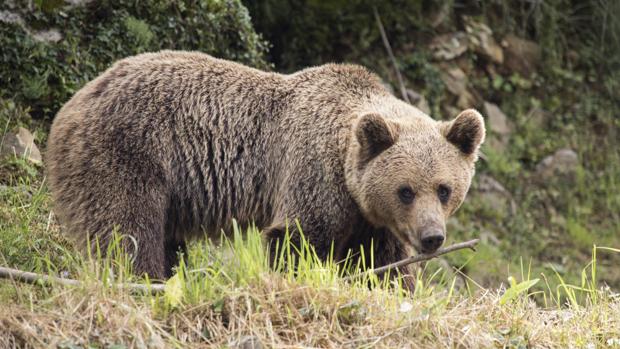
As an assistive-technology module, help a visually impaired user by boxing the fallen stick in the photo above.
[0,239,479,292]
[0,266,165,294]
[344,238,480,281]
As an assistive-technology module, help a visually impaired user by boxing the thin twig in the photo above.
[373,6,410,104]
[344,239,480,281]
[0,266,166,293]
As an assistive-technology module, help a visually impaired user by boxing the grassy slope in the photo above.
[0,168,619,348]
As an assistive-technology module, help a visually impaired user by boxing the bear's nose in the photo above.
[420,229,445,253]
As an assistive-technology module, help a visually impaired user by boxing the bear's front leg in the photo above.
[372,231,417,293]
[264,153,368,273]
[338,227,418,293]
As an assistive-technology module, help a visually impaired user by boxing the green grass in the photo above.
[0,165,619,347]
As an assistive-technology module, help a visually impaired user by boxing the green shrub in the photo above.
[0,0,269,120]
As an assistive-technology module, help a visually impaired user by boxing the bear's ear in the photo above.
[442,109,486,157]
[355,113,399,163]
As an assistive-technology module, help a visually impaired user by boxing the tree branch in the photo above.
[373,6,411,104]
[344,239,480,281]
[0,266,165,293]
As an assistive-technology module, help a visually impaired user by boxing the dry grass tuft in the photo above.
[0,243,619,348]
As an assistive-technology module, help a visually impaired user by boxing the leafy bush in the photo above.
[0,0,269,120]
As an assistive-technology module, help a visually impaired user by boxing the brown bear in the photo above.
[46,50,485,282]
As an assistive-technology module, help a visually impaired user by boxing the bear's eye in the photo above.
[437,184,452,204]
[398,186,415,205]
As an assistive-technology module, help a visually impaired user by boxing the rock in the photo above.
[406,89,422,102]
[1,127,42,164]
[441,67,467,95]
[483,102,513,151]
[229,336,262,349]
[455,90,476,109]
[32,29,63,43]
[440,66,475,109]
[1,10,62,43]
[0,10,23,25]
[535,148,579,180]
[502,34,541,77]
[406,89,431,115]
[524,107,550,128]
[0,185,32,199]
[483,102,512,135]
[429,32,469,60]
[475,174,516,216]
[464,17,504,64]
[65,0,95,7]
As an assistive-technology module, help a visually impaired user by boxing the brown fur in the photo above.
[46,50,485,281]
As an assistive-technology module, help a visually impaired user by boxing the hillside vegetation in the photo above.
[1,0,619,347]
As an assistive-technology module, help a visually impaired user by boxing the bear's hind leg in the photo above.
[75,184,170,280]
[96,203,169,280]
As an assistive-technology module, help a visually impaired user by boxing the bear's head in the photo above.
[346,108,485,254]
